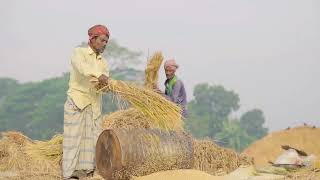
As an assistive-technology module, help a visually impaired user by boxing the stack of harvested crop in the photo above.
[102,108,155,130]
[25,134,63,163]
[0,131,61,180]
[192,139,252,176]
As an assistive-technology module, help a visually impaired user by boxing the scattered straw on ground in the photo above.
[286,168,320,179]
[144,52,163,90]
[192,139,253,176]
[243,126,320,166]
[99,79,183,131]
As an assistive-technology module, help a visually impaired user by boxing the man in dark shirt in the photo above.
[162,59,187,118]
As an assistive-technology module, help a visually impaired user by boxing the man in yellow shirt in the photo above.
[63,25,110,179]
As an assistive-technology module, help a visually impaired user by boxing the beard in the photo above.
[98,47,105,54]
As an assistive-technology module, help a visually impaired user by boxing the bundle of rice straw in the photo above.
[144,52,163,89]
[98,79,183,131]
[25,134,63,162]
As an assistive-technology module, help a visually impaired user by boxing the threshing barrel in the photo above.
[96,128,193,179]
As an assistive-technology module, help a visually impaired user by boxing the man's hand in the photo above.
[98,74,109,86]
[152,84,162,94]
[95,74,108,90]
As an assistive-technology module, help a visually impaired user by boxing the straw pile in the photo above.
[25,134,63,162]
[0,131,34,171]
[102,108,156,130]
[99,79,183,131]
[0,131,61,180]
[144,52,163,89]
[192,139,253,176]
[243,126,320,166]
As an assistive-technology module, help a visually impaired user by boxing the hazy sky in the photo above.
[1,0,319,131]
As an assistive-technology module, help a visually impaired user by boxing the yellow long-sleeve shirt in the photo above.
[67,46,109,119]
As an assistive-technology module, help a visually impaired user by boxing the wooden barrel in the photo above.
[96,128,193,179]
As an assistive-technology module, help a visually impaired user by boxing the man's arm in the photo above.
[95,61,110,90]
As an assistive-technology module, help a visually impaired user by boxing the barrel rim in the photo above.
[96,129,123,179]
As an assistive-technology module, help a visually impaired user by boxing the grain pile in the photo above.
[132,169,221,180]
[243,126,320,166]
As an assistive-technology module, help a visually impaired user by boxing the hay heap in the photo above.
[192,139,252,176]
[102,108,156,130]
[25,134,63,162]
[144,52,163,89]
[0,131,61,180]
[0,131,34,171]
[243,125,320,166]
[100,79,183,131]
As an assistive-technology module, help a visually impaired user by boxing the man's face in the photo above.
[165,66,176,79]
[91,35,109,53]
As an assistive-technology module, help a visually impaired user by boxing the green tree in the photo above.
[185,83,240,138]
[0,74,69,138]
[215,120,254,152]
[184,105,211,138]
[240,109,268,139]
[0,78,18,99]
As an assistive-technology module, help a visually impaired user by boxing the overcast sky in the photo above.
[1,0,319,131]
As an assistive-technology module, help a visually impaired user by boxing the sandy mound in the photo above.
[243,126,320,166]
